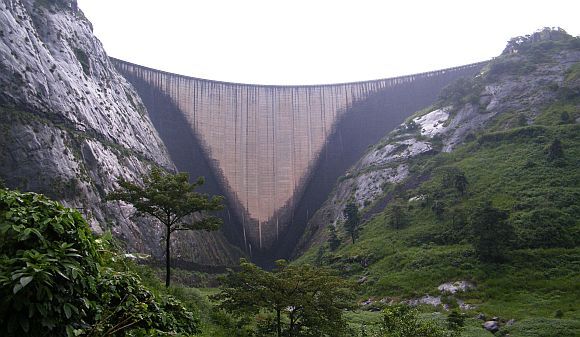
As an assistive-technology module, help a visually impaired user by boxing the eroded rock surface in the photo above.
[0,0,241,266]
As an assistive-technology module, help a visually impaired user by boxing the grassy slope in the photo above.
[297,124,580,337]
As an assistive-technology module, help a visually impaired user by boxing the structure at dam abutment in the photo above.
[112,58,486,262]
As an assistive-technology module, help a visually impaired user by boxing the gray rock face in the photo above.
[0,0,241,265]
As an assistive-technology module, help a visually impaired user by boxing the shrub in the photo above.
[0,188,100,336]
[0,188,200,336]
[380,305,449,337]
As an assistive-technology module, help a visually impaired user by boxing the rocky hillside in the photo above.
[296,27,579,254]
[0,0,242,266]
[295,28,579,336]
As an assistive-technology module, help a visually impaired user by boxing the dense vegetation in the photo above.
[0,188,200,336]
[212,259,354,337]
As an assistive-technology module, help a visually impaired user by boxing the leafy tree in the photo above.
[343,202,360,244]
[441,167,469,195]
[107,167,224,287]
[560,111,572,124]
[315,246,326,266]
[388,199,408,229]
[380,304,449,337]
[328,225,341,251]
[546,138,564,162]
[213,259,354,337]
[447,310,466,335]
[431,199,446,219]
[470,201,514,262]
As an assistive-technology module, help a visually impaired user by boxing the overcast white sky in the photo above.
[77,0,579,85]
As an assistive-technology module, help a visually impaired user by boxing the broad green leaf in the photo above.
[13,283,23,294]
[20,275,33,288]
[63,303,72,319]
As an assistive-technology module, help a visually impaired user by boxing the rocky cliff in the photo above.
[294,28,580,255]
[0,0,242,266]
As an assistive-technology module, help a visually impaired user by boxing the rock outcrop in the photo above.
[0,0,242,266]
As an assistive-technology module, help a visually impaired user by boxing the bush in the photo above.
[0,188,100,336]
[512,208,576,249]
[380,305,449,337]
[0,188,199,336]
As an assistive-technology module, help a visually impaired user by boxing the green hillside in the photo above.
[296,29,580,336]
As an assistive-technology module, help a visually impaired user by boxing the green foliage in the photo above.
[501,317,580,337]
[90,267,199,336]
[488,57,537,78]
[546,138,564,162]
[213,259,355,337]
[511,208,576,249]
[438,77,482,107]
[440,167,468,196]
[386,199,407,229]
[328,225,341,251]
[0,188,100,336]
[446,310,466,333]
[502,27,573,55]
[565,62,580,83]
[108,167,224,287]
[344,202,361,244]
[379,305,449,337]
[470,201,514,263]
[0,188,200,336]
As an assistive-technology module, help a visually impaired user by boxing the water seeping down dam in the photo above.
[112,59,486,265]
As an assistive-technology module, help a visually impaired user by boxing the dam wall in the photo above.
[113,58,486,260]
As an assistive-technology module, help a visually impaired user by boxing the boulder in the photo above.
[483,320,500,333]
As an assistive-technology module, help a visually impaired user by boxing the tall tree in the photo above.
[328,225,341,251]
[107,167,223,287]
[470,201,514,263]
[343,202,360,244]
[213,259,354,337]
[547,138,564,162]
[441,166,469,195]
[388,199,408,229]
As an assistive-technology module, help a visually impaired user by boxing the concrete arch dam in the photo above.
[113,59,486,262]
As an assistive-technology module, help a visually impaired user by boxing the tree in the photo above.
[380,305,449,337]
[388,199,408,229]
[447,310,466,336]
[547,138,564,162]
[213,259,354,337]
[343,202,360,244]
[441,167,469,195]
[431,199,446,219]
[328,225,341,251]
[107,167,224,287]
[470,201,514,263]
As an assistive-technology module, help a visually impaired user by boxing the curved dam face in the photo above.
[113,59,485,264]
